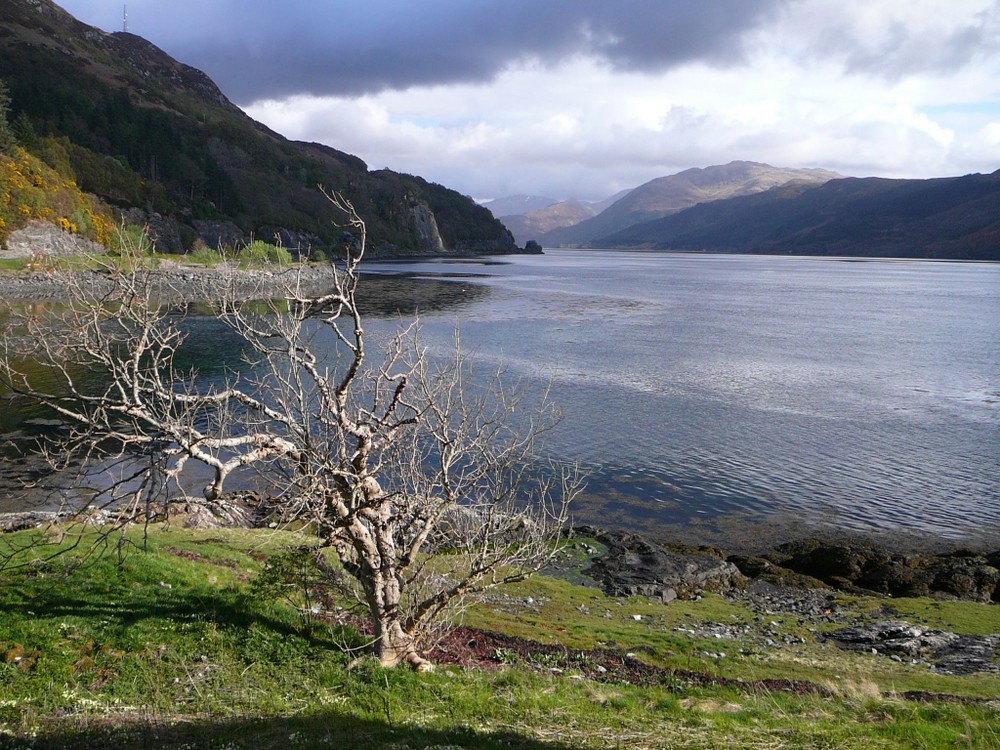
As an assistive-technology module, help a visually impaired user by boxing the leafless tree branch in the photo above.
[0,192,582,669]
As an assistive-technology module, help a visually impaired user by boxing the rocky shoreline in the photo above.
[5,500,998,607]
[575,525,1000,604]
[570,525,1000,675]
[9,498,999,605]
[0,261,343,301]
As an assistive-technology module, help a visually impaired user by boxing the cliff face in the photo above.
[0,0,518,256]
[411,203,446,254]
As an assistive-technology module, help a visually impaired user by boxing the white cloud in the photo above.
[62,0,1000,200]
[247,32,998,200]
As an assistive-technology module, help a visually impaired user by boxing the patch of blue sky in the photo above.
[390,115,446,128]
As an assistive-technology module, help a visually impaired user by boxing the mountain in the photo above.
[0,0,516,256]
[539,162,841,247]
[599,172,1000,260]
[500,200,597,246]
[587,189,635,215]
[498,189,634,245]
[481,195,557,217]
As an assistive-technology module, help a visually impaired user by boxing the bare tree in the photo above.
[0,194,581,669]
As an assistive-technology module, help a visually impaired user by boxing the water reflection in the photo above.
[356,252,1000,543]
[356,272,490,317]
[0,271,491,513]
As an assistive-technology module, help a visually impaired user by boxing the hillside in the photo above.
[600,172,1000,260]
[500,199,597,245]
[0,0,516,257]
[481,194,557,217]
[540,162,841,247]
[497,190,632,246]
[0,145,113,250]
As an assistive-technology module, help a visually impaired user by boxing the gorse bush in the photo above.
[0,146,114,247]
[238,238,292,266]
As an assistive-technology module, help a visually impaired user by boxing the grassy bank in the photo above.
[1,525,998,749]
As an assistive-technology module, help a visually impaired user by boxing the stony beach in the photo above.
[0,261,342,301]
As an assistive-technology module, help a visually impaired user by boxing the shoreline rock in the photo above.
[576,526,744,601]
[825,620,1000,675]
[571,526,1000,605]
[729,538,1000,603]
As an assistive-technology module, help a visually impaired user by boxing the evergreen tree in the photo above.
[0,79,13,151]
[12,112,38,151]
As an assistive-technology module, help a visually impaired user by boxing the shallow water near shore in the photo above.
[3,250,999,544]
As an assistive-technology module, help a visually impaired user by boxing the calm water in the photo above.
[361,251,1000,540]
[4,251,999,541]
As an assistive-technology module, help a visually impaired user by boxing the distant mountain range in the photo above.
[536,162,841,247]
[0,0,516,256]
[481,195,559,217]
[601,172,1000,260]
[490,161,1000,261]
[492,191,631,246]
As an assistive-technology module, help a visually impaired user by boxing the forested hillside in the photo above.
[0,0,516,256]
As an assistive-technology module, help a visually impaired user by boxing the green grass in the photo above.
[0,252,153,273]
[1,526,998,749]
[185,245,226,266]
[0,258,29,271]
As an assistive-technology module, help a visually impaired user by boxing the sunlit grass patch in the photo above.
[1,525,999,749]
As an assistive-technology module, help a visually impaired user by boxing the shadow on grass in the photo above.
[0,559,355,663]
[5,710,581,750]
[1,577,305,640]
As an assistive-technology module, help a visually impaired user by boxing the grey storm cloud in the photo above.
[141,0,790,103]
[824,9,1000,80]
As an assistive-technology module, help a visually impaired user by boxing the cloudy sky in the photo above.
[58,0,1000,201]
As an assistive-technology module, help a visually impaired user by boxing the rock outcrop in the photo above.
[2,221,104,258]
[731,539,1000,603]
[826,620,1000,675]
[411,203,446,254]
[580,527,744,601]
[193,219,247,251]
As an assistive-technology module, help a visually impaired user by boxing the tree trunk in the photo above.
[374,618,434,671]
[357,521,435,671]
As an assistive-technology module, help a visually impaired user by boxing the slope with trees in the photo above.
[1,78,116,250]
[0,0,516,256]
